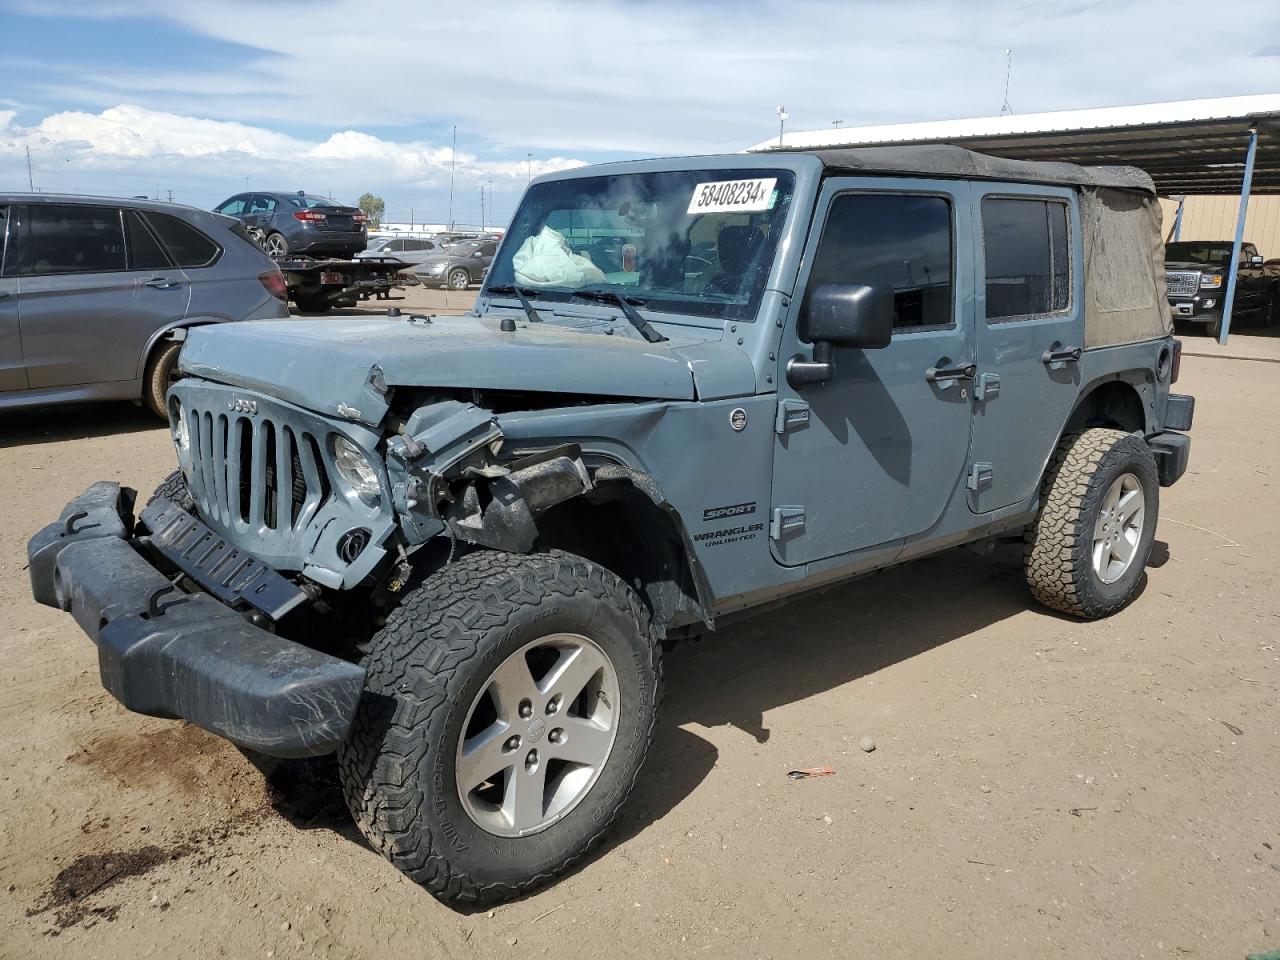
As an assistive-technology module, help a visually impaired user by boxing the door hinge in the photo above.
[769,506,806,540]
[967,462,994,491]
[974,372,1000,401]
[774,398,810,434]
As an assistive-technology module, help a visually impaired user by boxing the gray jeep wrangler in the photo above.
[28,145,1194,905]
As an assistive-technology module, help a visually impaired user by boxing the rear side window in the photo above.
[0,206,9,276]
[143,212,221,268]
[22,204,126,276]
[982,198,1070,320]
[124,210,173,270]
[805,193,954,330]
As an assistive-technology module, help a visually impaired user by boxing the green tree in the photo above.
[357,192,385,228]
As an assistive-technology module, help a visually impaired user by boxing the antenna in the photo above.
[1000,49,1014,116]
[776,105,789,149]
[25,145,34,191]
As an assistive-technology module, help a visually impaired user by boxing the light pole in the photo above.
[488,180,494,228]
[448,124,457,230]
[478,185,485,231]
[776,105,788,149]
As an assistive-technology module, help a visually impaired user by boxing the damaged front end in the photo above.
[385,398,594,555]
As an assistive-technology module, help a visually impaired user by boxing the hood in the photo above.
[1165,260,1222,273]
[179,313,717,426]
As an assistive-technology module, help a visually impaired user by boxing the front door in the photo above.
[17,203,188,388]
[0,204,26,392]
[969,187,1084,513]
[771,179,976,566]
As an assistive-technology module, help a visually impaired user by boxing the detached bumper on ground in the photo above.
[27,482,364,758]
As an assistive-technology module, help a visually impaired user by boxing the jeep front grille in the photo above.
[1166,270,1200,298]
[184,406,332,538]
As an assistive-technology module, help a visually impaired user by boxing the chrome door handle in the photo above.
[925,362,977,382]
[143,277,180,289]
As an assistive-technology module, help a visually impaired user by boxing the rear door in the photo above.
[770,179,976,566]
[968,187,1083,513]
[0,204,25,392]
[143,210,227,320]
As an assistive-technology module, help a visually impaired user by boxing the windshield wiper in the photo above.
[569,288,668,343]
[486,284,544,323]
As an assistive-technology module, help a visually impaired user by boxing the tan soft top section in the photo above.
[1080,188,1172,348]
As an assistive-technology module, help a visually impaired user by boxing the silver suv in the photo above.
[0,195,289,417]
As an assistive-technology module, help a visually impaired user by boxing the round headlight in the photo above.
[172,403,190,454]
[333,436,380,498]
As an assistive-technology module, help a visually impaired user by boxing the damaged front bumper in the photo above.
[27,482,364,758]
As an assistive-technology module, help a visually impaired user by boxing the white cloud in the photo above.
[0,104,585,211]
[1,0,1276,211]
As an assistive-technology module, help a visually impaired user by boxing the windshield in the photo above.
[1166,242,1232,265]
[486,168,796,321]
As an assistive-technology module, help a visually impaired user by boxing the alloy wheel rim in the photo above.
[266,234,286,256]
[1092,472,1145,584]
[455,633,620,837]
[450,270,468,289]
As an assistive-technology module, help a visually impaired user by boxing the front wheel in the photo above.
[263,231,290,258]
[447,268,471,290]
[338,549,661,905]
[1024,428,1159,619]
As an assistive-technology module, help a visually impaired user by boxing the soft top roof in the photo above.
[778,144,1156,195]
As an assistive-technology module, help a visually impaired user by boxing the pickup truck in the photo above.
[1165,240,1278,336]
[29,145,1193,906]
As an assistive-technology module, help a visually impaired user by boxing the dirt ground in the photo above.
[0,323,1277,960]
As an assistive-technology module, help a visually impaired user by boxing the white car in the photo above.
[355,235,443,268]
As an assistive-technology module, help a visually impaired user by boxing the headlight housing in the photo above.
[1200,274,1223,289]
[333,436,381,501]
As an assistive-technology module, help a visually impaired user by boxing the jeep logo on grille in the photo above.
[227,397,258,414]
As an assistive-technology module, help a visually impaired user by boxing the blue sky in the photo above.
[2,0,1277,225]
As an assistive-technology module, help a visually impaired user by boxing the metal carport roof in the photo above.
[749,95,1280,341]
[749,94,1280,196]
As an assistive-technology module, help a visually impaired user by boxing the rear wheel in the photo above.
[1024,429,1159,619]
[1260,292,1277,328]
[338,549,661,905]
[447,268,471,291]
[264,231,290,258]
[143,340,184,419]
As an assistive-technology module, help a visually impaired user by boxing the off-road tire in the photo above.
[143,469,195,515]
[337,549,661,905]
[143,340,183,419]
[447,267,471,291]
[1024,428,1159,619]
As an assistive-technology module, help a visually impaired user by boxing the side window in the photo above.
[805,193,953,329]
[982,197,1070,320]
[386,239,405,252]
[21,204,126,276]
[216,196,247,216]
[249,195,277,214]
[481,242,498,257]
[0,206,9,276]
[124,210,173,270]
[143,212,221,269]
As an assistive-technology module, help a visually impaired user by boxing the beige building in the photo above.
[1158,195,1280,255]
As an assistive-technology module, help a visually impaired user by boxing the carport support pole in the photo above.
[1219,127,1258,345]
[1172,198,1184,241]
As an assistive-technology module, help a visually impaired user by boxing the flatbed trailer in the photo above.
[273,254,414,313]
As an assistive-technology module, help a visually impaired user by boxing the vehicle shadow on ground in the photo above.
[0,402,162,447]
[259,543,1158,910]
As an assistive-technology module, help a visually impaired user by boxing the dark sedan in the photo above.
[213,191,368,259]
[414,239,499,289]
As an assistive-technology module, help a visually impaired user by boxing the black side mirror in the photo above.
[788,283,894,387]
